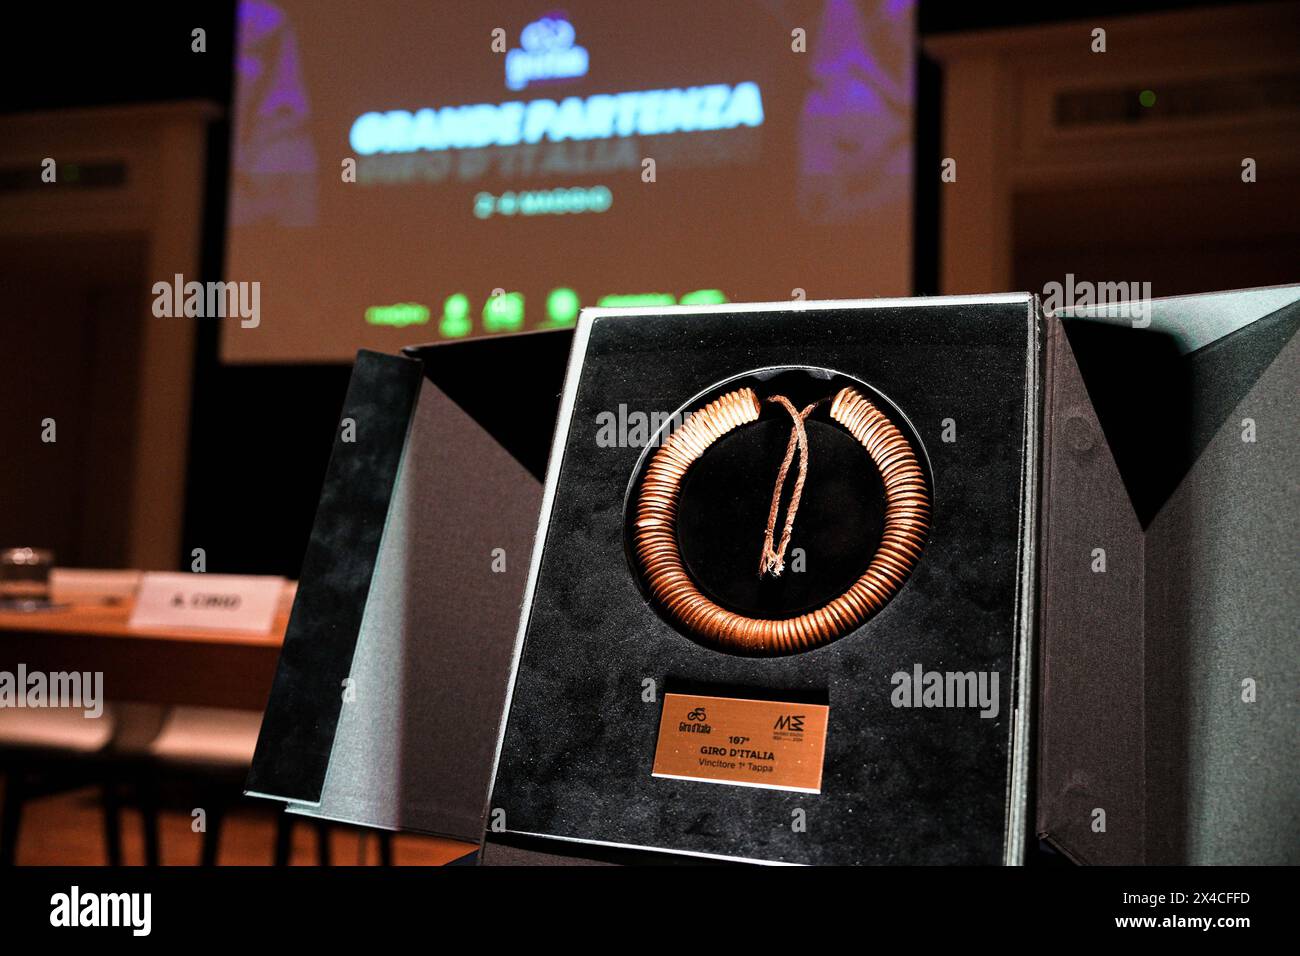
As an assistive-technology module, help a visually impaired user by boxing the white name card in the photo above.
[128,573,285,633]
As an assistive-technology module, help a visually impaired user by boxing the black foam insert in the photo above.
[677,417,884,617]
[492,301,1038,864]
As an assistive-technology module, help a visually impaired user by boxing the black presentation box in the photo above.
[245,286,1297,865]
[489,296,1041,865]
[488,286,1298,866]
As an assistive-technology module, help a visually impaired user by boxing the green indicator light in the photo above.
[365,302,430,327]
[678,289,727,306]
[545,287,581,326]
[1139,89,1156,108]
[439,293,472,338]
[598,293,677,308]
[483,291,525,332]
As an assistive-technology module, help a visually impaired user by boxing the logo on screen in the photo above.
[506,16,589,91]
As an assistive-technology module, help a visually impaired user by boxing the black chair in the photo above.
[0,706,118,865]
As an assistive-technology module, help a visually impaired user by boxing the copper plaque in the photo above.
[651,693,829,793]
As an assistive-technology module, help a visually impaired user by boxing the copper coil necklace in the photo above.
[632,385,929,655]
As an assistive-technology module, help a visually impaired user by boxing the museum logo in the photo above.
[152,274,261,328]
[890,664,1000,719]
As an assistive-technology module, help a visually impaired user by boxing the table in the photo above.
[0,603,485,863]
[0,603,285,710]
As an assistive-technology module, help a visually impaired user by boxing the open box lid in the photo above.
[1037,284,1299,864]
[246,331,571,841]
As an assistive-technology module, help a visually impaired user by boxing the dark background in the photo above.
[0,0,1235,577]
